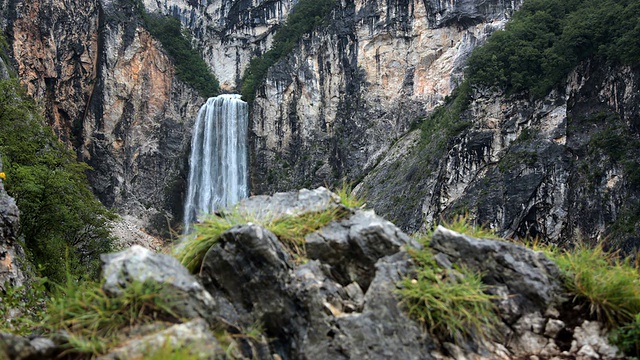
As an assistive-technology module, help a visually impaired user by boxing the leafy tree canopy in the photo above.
[466,0,640,97]
[138,6,219,98]
[0,79,115,284]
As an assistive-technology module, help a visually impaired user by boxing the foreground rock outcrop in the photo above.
[1,188,621,359]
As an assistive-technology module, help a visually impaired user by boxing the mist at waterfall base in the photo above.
[183,94,249,233]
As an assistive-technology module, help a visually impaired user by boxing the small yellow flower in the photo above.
[0,172,5,180]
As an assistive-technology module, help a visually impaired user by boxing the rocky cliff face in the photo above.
[5,0,203,234]
[3,0,301,235]
[142,0,297,90]
[250,0,523,194]
[358,61,640,249]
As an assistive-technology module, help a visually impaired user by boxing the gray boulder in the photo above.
[0,333,57,360]
[100,245,217,324]
[233,187,342,221]
[430,225,566,322]
[199,189,419,359]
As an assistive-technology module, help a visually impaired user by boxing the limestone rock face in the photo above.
[6,0,203,236]
[81,5,202,236]
[250,0,523,194]
[3,0,297,236]
[9,0,100,145]
[142,0,297,91]
[358,61,640,248]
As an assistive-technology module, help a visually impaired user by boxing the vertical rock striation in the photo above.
[358,61,640,248]
[2,0,300,235]
[250,0,523,194]
[5,0,204,235]
[142,0,298,90]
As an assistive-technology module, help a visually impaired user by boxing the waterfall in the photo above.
[183,94,249,232]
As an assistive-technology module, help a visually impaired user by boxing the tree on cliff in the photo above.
[0,79,115,284]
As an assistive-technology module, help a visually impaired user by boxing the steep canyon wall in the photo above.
[3,0,298,234]
[4,0,203,234]
[4,0,639,248]
[250,0,523,194]
[357,61,640,249]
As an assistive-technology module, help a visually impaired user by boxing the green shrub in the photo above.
[176,204,349,273]
[0,278,47,335]
[541,244,640,328]
[611,312,640,358]
[466,0,640,97]
[141,11,219,98]
[416,81,472,149]
[0,79,115,284]
[398,231,499,343]
[241,0,336,102]
[44,279,183,357]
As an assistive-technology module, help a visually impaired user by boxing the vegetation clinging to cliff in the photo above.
[0,79,115,284]
[240,0,336,102]
[138,6,219,98]
[466,0,640,97]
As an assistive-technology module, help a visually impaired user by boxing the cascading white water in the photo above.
[183,94,248,233]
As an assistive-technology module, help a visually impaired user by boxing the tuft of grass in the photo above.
[44,279,183,357]
[174,213,246,273]
[334,181,366,209]
[0,278,47,335]
[398,235,499,343]
[266,207,346,259]
[541,244,640,328]
[176,205,349,273]
[427,214,500,240]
